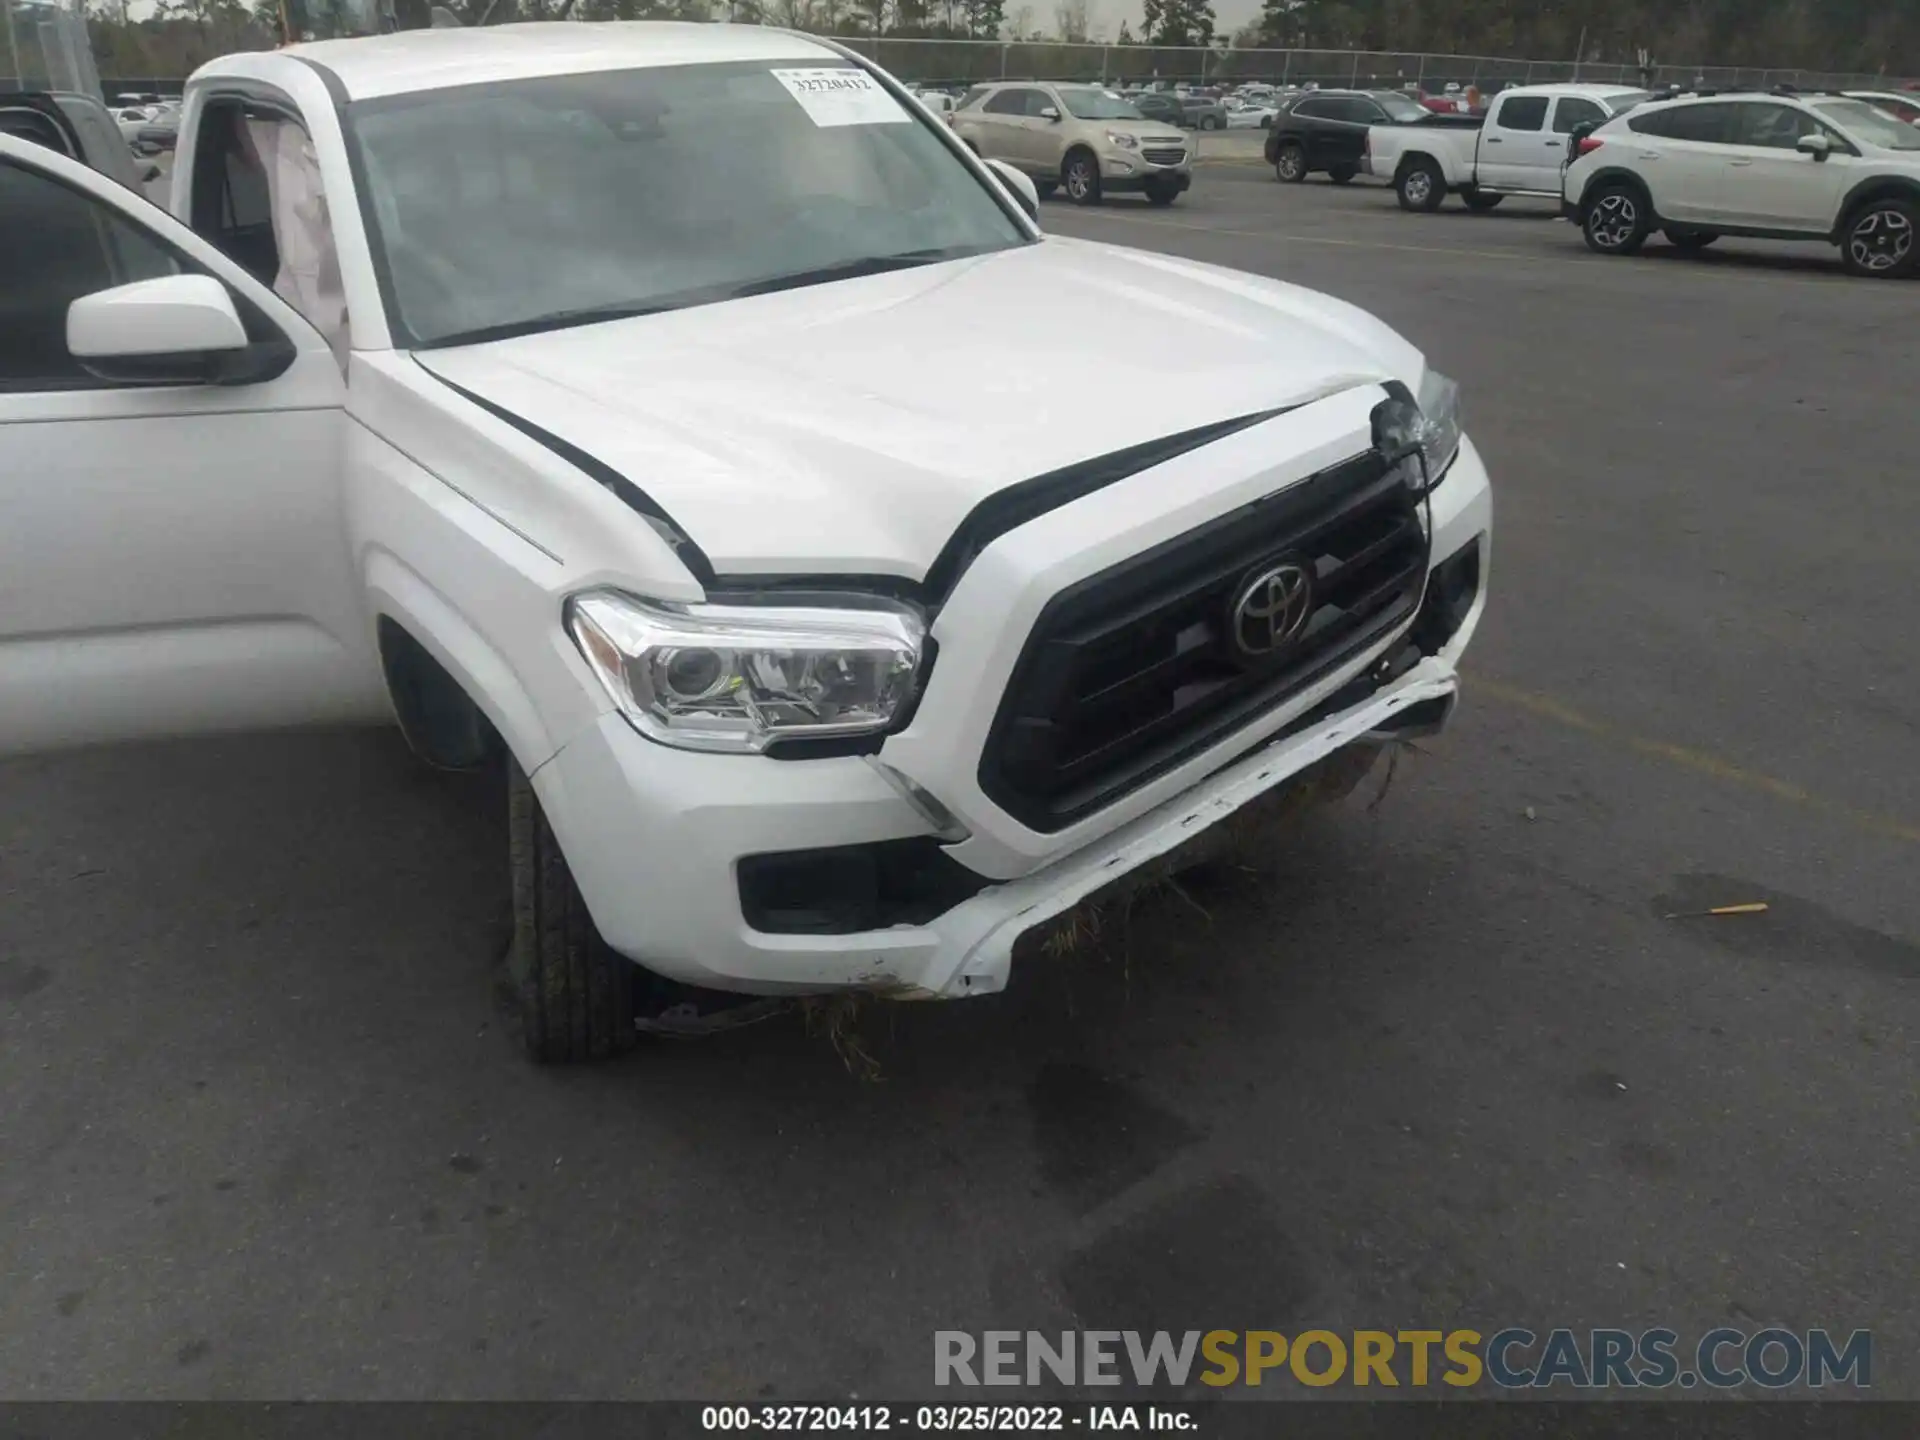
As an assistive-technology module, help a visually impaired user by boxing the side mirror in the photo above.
[1797,132,1832,160]
[1038,106,1060,121]
[67,274,276,386]
[982,156,1041,224]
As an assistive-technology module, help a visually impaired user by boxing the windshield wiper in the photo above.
[417,247,984,349]
[419,300,685,350]
[716,246,980,302]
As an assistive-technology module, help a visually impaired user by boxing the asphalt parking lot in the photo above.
[5,165,1918,1403]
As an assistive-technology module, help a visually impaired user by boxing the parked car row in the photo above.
[1292,79,1920,281]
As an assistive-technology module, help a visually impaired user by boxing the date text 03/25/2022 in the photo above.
[702,1405,1191,1432]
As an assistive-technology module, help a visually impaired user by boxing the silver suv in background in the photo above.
[952,82,1193,205]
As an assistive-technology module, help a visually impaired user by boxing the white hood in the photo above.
[414,235,1425,579]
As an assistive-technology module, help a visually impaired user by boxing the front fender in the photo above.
[362,548,565,772]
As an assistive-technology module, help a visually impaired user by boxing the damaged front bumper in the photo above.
[533,437,1490,1001]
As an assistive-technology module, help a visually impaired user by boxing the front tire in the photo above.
[1063,148,1103,205]
[1582,182,1650,256]
[1842,197,1918,278]
[507,758,639,1064]
[1274,141,1307,183]
[1144,178,1181,207]
[1396,159,1445,212]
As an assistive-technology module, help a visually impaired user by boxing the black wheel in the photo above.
[1462,188,1504,211]
[1202,115,1220,130]
[1063,148,1103,205]
[1144,178,1180,207]
[1035,179,1058,199]
[1664,227,1717,250]
[1396,159,1445,212]
[1582,182,1650,256]
[1841,197,1918,278]
[507,758,639,1064]
[1274,141,1307,184]
[1328,164,1357,185]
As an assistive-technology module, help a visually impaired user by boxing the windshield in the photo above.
[348,62,1031,348]
[1376,93,1428,122]
[1060,89,1144,121]
[1813,99,1920,149]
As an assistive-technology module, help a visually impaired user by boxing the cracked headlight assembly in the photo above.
[1416,368,1463,480]
[568,591,926,754]
[1372,371,1463,497]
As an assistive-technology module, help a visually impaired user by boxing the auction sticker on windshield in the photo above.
[771,67,910,127]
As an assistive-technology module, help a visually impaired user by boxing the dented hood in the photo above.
[413,235,1425,578]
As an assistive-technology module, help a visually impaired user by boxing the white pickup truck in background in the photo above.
[1365,83,1656,211]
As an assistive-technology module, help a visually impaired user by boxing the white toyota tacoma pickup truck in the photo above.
[1364,83,1654,211]
[0,23,1492,1062]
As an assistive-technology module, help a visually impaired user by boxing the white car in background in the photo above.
[1841,90,1920,125]
[1564,90,1920,277]
[1226,96,1278,129]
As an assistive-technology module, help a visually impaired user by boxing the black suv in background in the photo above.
[1265,88,1435,183]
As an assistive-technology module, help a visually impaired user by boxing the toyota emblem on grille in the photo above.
[1231,560,1315,656]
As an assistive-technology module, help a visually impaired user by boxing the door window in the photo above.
[190,100,348,363]
[1736,102,1824,149]
[1631,103,1738,144]
[1023,90,1061,118]
[983,88,1032,116]
[1553,97,1608,133]
[1495,95,1549,132]
[0,160,182,391]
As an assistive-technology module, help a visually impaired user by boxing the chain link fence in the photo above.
[93,30,1912,94]
[821,36,1907,96]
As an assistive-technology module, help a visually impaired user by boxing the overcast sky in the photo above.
[1082,0,1262,42]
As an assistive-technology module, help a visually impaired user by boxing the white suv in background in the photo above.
[1563,90,1920,278]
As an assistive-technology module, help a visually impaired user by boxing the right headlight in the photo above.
[1107,131,1139,149]
[567,591,926,755]
[1372,372,1464,497]
[1416,369,1463,480]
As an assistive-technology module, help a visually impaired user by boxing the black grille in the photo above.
[979,451,1428,832]
[1143,147,1186,165]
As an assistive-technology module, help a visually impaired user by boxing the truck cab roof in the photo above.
[271,20,846,101]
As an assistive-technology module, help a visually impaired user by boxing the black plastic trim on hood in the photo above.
[919,405,1296,605]
[429,372,721,588]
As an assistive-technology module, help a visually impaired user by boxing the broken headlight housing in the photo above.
[567,591,926,755]
[1371,370,1463,496]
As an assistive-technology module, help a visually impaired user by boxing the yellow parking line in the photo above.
[1474,677,1920,845]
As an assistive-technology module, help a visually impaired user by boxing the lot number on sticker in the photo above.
[772,68,910,127]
